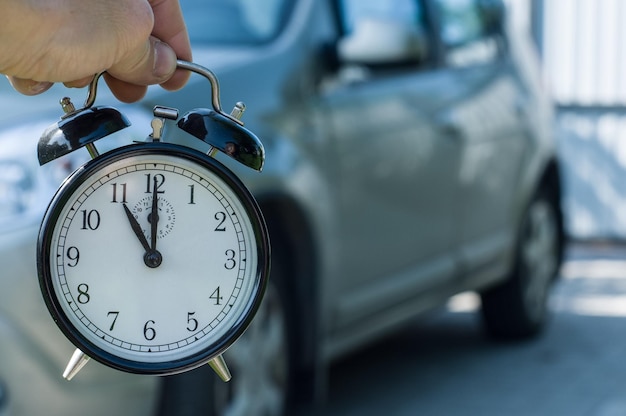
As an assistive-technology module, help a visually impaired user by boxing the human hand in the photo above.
[0,0,192,103]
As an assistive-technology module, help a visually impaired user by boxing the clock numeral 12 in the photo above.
[145,174,165,193]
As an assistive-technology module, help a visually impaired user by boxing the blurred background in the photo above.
[3,1,626,416]
[537,0,626,238]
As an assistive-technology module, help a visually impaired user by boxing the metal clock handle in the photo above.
[82,60,242,125]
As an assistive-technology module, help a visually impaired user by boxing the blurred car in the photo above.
[0,0,564,415]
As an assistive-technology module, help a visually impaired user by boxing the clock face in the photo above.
[38,144,268,373]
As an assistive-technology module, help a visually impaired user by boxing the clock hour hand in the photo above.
[123,203,151,253]
[123,203,163,268]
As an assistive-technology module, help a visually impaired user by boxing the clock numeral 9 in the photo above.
[66,246,80,267]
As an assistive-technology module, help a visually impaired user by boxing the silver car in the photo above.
[0,0,563,415]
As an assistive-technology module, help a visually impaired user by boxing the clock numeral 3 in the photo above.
[224,249,236,270]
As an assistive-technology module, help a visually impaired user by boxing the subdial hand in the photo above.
[123,203,162,268]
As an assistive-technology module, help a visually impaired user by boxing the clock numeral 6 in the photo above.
[143,320,156,341]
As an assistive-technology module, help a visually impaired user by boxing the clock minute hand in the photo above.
[123,203,151,253]
[150,177,159,251]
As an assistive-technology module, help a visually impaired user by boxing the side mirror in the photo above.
[479,0,506,35]
[337,18,427,66]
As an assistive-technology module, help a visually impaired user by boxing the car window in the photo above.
[335,0,431,68]
[338,0,425,35]
[434,0,502,66]
[181,0,294,45]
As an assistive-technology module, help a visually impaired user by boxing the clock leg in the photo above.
[208,354,231,382]
[63,348,91,381]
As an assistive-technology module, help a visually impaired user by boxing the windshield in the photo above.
[181,0,294,45]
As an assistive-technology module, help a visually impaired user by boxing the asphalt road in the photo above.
[299,242,626,416]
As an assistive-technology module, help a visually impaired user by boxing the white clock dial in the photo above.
[39,147,267,369]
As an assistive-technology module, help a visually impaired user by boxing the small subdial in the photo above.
[131,196,176,240]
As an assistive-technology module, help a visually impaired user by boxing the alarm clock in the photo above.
[36,61,270,383]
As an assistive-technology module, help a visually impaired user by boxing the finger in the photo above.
[107,36,177,87]
[103,73,148,103]
[63,75,95,89]
[150,0,192,91]
[6,76,53,95]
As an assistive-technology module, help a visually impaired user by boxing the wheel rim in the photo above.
[520,198,559,323]
[213,283,288,416]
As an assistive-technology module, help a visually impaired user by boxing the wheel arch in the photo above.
[256,192,320,403]
[535,156,566,265]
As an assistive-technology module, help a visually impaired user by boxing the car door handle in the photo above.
[435,111,463,140]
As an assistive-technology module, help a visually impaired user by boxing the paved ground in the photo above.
[300,242,626,416]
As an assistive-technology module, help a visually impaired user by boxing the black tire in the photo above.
[480,187,562,339]
[157,262,291,416]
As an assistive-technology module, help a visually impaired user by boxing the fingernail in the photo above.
[29,81,53,94]
[8,77,54,95]
[153,41,176,81]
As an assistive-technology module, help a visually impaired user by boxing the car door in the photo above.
[432,0,527,281]
[320,0,465,329]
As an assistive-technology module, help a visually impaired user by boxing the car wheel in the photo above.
[211,280,288,416]
[157,275,289,416]
[480,187,561,339]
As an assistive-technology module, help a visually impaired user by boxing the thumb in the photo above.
[107,36,177,87]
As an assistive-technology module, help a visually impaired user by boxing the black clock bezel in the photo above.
[36,142,270,375]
